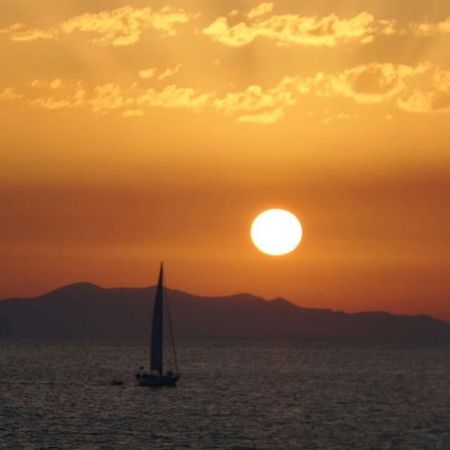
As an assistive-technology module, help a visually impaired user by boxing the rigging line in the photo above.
[165,283,179,373]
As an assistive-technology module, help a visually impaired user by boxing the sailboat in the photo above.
[135,263,180,387]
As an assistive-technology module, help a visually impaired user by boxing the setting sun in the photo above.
[251,209,303,256]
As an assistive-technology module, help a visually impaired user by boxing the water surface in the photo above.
[0,338,449,449]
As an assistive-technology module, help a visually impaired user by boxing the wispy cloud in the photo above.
[158,65,181,81]
[29,86,86,110]
[31,79,64,89]
[138,68,157,80]
[30,94,85,110]
[9,28,57,42]
[136,85,212,110]
[4,63,450,122]
[310,63,430,104]
[0,87,22,100]
[138,65,181,82]
[411,18,450,37]
[237,108,284,124]
[60,6,190,46]
[89,83,131,113]
[1,5,192,46]
[212,79,296,123]
[203,10,395,47]
[122,109,145,118]
[27,79,86,110]
[397,68,450,113]
[247,3,274,20]
[2,5,450,50]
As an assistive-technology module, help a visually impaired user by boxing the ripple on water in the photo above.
[0,338,449,449]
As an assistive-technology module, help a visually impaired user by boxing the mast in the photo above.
[150,263,164,374]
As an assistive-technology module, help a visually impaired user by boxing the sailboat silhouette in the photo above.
[135,263,180,387]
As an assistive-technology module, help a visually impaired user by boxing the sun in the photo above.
[251,209,303,256]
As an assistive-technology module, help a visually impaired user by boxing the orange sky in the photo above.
[1,1,449,320]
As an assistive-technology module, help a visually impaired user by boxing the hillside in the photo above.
[0,283,449,339]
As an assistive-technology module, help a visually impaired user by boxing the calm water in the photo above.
[0,338,449,449]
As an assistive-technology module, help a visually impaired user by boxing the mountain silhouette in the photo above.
[0,283,449,339]
[0,315,12,337]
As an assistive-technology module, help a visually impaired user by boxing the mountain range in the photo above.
[0,282,449,340]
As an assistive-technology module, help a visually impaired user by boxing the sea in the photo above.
[0,338,449,449]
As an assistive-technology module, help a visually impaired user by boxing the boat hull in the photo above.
[135,373,179,387]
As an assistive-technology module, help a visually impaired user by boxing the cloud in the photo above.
[31,78,64,89]
[30,97,78,110]
[89,83,131,113]
[139,68,156,80]
[237,108,284,124]
[29,86,86,110]
[5,63,450,121]
[158,65,181,81]
[0,87,22,100]
[122,109,145,118]
[398,90,450,113]
[0,22,57,41]
[49,79,63,89]
[60,6,190,46]
[307,63,450,115]
[3,7,450,50]
[412,18,450,36]
[203,11,395,47]
[311,63,430,104]
[137,85,212,110]
[209,77,297,124]
[397,68,450,113]
[247,3,274,20]
[26,80,87,110]
[213,79,296,116]
[2,5,191,46]
[9,28,57,42]
[0,23,23,34]
[139,66,181,81]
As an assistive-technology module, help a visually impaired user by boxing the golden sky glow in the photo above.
[1,1,449,320]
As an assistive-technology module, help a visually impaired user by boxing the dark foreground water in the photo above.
[0,338,449,449]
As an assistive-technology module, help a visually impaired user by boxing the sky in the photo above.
[1,0,449,320]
